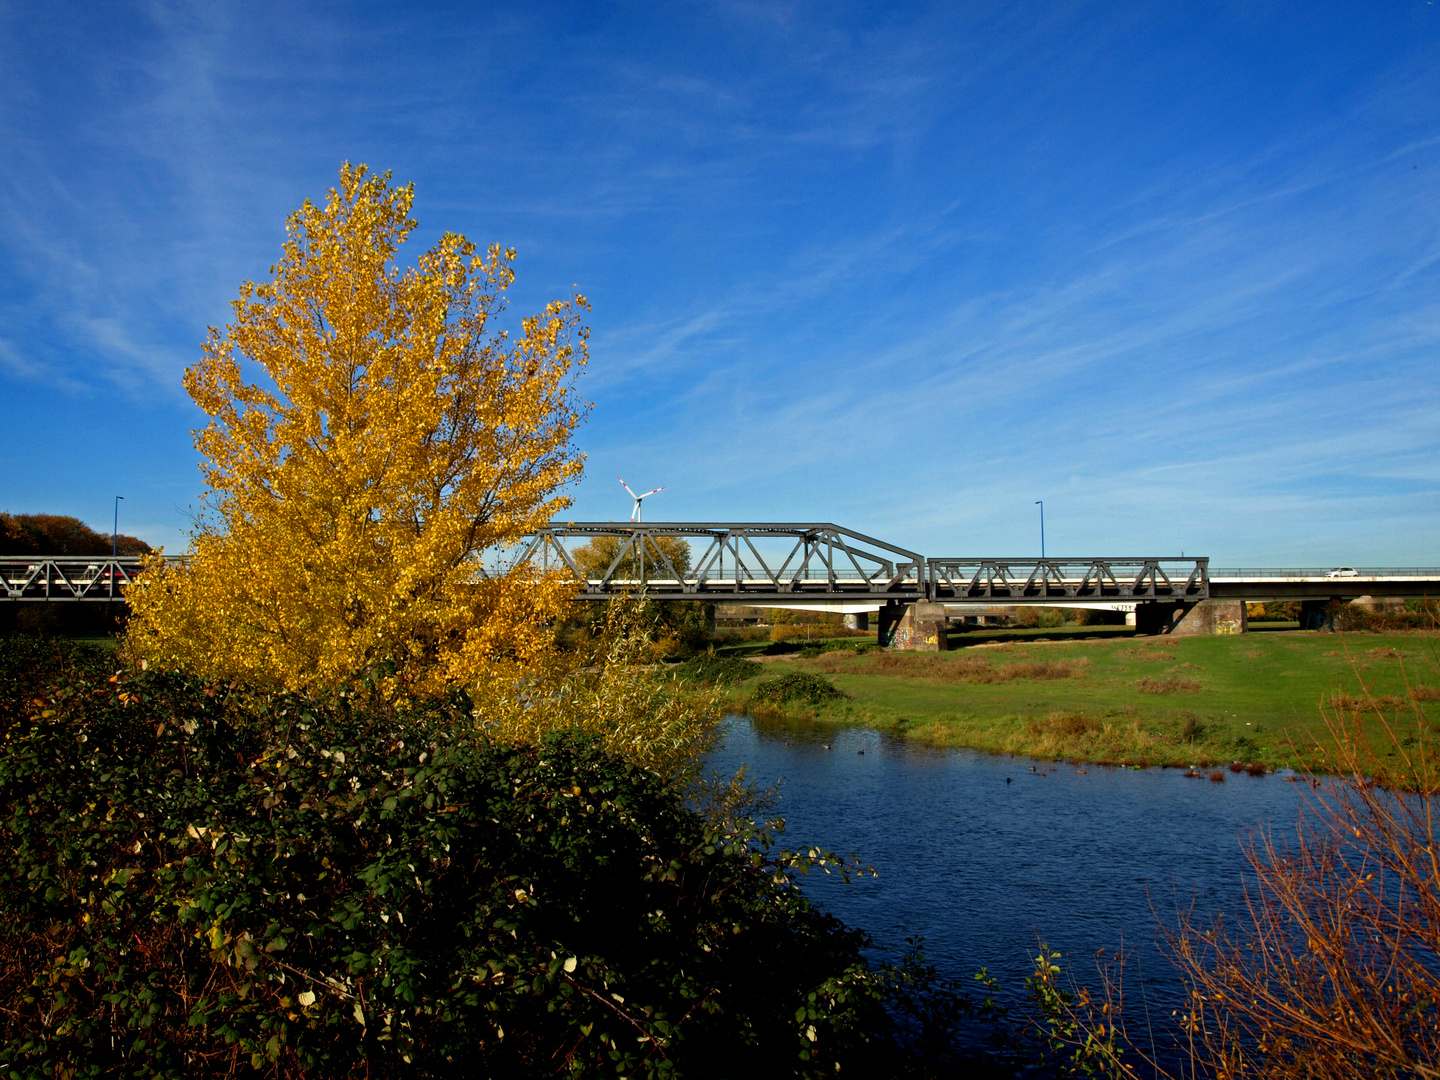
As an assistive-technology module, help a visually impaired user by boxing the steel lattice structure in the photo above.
[6,533,1440,607]
[0,557,175,601]
[513,523,927,604]
[927,556,1209,603]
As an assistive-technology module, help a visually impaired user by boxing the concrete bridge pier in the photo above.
[1134,601,1185,635]
[1171,599,1247,636]
[1135,599,1247,635]
[879,601,947,651]
[1299,599,1336,631]
[877,602,903,647]
[844,612,870,631]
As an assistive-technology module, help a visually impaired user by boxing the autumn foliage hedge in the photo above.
[0,639,912,1078]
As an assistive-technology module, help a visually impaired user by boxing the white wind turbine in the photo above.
[618,476,664,522]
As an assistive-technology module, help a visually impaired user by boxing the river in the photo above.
[709,715,1305,1030]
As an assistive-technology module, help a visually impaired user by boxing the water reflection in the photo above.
[710,715,1304,1019]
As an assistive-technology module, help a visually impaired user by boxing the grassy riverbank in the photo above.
[698,627,1440,773]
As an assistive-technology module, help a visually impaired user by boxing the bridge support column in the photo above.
[1171,599,1246,636]
[844,612,870,631]
[877,602,904,647]
[1134,601,1186,635]
[1299,599,1337,631]
[881,602,947,651]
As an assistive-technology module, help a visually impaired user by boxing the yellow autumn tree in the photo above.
[125,164,588,698]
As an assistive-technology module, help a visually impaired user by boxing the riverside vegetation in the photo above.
[1,634,1175,1080]
[0,636,953,1078]
[685,627,1440,776]
[683,635,1440,1078]
[7,629,1435,1078]
[1034,691,1440,1080]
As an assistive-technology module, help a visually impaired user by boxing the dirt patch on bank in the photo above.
[1136,676,1203,695]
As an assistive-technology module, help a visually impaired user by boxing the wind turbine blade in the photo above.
[642,487,665,497]
[617,476,638,498]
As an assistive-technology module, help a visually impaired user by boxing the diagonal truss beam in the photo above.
[0,557,183,601]
[520,523,926,603]
[926,557,1210,602]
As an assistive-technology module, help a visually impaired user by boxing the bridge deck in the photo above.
[4,529,1438,605]
[1208,570,1440,602]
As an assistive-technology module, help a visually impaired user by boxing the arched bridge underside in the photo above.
[5,523,1439,643]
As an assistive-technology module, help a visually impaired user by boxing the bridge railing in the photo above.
[1210,567,1440,579]
[927,557,1210,602]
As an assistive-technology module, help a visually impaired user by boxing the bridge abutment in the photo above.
[1171,599,1246,636]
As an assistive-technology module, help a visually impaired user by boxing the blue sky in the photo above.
[2,1,1439,565]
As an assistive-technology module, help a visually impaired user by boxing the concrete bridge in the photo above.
[6,521,1438,648]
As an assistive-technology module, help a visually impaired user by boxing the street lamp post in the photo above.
[1035,500,1045,559]
[113,496,124,558]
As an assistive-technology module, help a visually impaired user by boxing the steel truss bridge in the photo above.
[4,524,1439,607]
[517,523,929,606]
[0,557,172,602]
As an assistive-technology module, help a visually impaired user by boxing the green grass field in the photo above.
[710,627,1440,772]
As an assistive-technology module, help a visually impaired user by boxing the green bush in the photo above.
[797,642,873,659]
[1329,602,1436,632]
[671,654,764,685]
[749,673,846,706]
[0,639,906,1078]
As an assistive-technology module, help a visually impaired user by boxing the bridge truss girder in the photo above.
[11,542,1440,610]
[926,557,1210,603]
[514,523,927,604]
[1,557,151,601]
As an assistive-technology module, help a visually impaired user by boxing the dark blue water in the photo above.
[710,716,1304,1022]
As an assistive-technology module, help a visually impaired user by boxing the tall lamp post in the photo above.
[1035,500,1045,560]
[113,496,124,558]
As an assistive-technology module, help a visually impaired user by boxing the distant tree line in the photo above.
[0,513,151,557]
[564,535,716,656]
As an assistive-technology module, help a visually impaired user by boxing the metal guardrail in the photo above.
[1211,568,1440,579]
